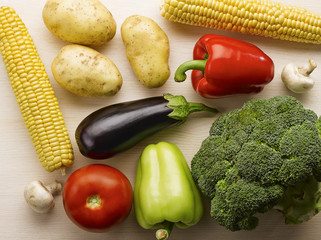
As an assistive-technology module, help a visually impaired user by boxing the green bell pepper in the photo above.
[134,142,204,240]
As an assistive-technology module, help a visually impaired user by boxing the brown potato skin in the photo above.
[52,45,122,97]
[121,15,170,88]
[43,0,116,46]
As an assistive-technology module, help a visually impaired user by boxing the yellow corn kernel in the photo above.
[0,6,74,173]
[160,0,321,44]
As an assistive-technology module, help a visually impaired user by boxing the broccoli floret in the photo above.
[236,142,283,186]
[211,179,284,231]
[312,116,321,182]
[191,96,321,231]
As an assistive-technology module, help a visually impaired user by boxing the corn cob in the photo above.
[160,0,321,44]
[0,6,74,172]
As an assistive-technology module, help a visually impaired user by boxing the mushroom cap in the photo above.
[24,181,56,214]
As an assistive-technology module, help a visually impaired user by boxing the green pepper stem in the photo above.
[164,94,218,121]
[174,59,207,82]
[155,221,174,240]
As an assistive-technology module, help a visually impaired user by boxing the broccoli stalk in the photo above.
[274,175,321,225]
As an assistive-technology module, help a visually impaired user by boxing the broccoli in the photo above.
[191,96,321,231]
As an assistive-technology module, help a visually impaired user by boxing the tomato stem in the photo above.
[86,194,102,209]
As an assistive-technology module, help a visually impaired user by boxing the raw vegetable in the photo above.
[191,95,321,231]
[42,0,116,46]
[24,180,62,214]
[121,15,170,88]
[0,6,74,173]
[134,142,203,240]
[281,59,317,93]
[52,44,122,97]
[63,164,133,232]
[274,175,321,225]
[175,34,274,98]
[75,94,217,159]
[160,0,321,44]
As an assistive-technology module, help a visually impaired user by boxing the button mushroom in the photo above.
[281,59,317,93]
[24,180,62,213]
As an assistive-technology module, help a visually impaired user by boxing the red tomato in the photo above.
[63,164,133,232]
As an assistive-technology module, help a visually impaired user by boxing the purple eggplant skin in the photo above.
[75,94,217,159]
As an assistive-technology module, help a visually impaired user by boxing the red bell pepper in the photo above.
[175,34,274,98]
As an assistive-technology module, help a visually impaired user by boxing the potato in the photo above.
[42,0,116,46]
[121,15,170,88]
[52,44,122,97]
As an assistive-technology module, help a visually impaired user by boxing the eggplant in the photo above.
[75,94,217,159]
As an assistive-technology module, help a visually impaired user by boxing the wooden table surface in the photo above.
[1,0,321,239]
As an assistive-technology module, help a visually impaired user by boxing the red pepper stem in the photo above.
[155,221,174,240]
[174,59,207,82]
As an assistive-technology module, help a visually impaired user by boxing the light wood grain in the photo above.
[1,0,321,239]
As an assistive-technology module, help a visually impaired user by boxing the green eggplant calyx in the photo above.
[155,221,174,240]
[164,94,218,121]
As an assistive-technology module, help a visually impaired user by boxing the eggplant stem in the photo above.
[155,221,174,240]
[164,94,218,121]
[187,102,218,114]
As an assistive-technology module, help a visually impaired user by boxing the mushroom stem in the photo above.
[298,59,317,76]
[45,181,62,195]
